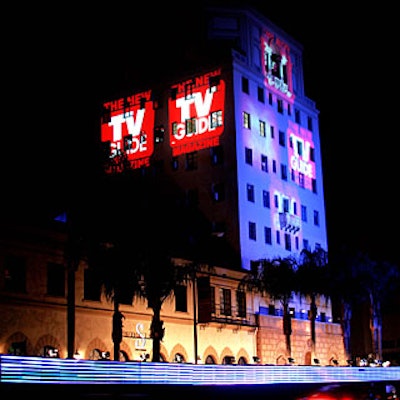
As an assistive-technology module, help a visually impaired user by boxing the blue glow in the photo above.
[1,355,398,385]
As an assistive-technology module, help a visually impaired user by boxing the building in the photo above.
[0,5,346,366]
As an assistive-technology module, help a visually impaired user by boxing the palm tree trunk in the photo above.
[369,297,382,361]
[112,300,123,361]
[150,304,164,362]
[341,301,352,361]
[310,295,317,356]
[282,303,292,357]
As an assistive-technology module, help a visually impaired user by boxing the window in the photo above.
[262,190,270,208]
[185,81,195,99]
[268,92,273,105]
[175,285,187,312]
[301,205,307,222]
[312,179,317,193]
[295,236,299,250]
[277,99,284,114]
[212,221,226,237]
[293,201,297,215]
[313,210,320,226]
[268,304,276,315]
[236,290,246,318]
[210,286,216,314]
[211,145,224,165]
[274,194,279,208]
[220,288,232,316]
[307,116,313,131]
[210,110,223,129]
[259,120,266,137]
[209,75,221,91]
[280,164,288,181]
[247,184,255,202]
[212,183,225,202]
[261,154,268,172]
[278,130,286,147]
[283,198,289,213]
[257,86,264,103]
[47,262,65,297]
[310,147,315,162]
[185,151,198,170]
[295,109,301,124]
[186,117,197,135]
[272,160,277,173]
[172,156,179,170]
[249,221,256,241]
[297,141,303,156]
[287,103,291,116]
[299,173,305,188]
[303,239,310,251]
[245,147,253,165]
[264,227,272,244]
[243,112,251,129]
[285,233,291,251]
[270,125,275,139]
[242,76,249,94]
[4,255,26,293]
[154,125,165,143]
[276,230,280,244]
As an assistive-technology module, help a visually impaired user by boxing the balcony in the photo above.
[279,212,301,233]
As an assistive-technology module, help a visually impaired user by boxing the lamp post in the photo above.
[192,272,198,364]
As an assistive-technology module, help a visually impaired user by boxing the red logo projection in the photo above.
[169,70,225,156]
[101,90,155,172]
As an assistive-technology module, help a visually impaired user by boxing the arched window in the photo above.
[205,355,216,364]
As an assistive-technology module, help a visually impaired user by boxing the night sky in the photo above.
[3,2,398,262]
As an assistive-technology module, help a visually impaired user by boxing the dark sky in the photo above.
[3,2,398,262]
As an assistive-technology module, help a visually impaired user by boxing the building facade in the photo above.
[0,6,348,366]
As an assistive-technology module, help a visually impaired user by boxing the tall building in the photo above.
[0,5,346,366]
[102,5,327,269]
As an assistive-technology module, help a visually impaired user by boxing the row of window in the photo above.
[246,184,320,226]
[244,146,317,193]
[241,76,314,131]
[2,255,247,320]
[171,145,223,171]
[247,221,318,252]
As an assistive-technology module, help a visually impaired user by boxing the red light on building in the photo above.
[101,90,155,173]
[168,69,225,156]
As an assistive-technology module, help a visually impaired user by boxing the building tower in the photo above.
[101,5,327,271]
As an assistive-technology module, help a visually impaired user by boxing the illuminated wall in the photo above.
[168,69,225,157]
[101,89,155,172]
[100,69,226,175]
[236,27,327,271]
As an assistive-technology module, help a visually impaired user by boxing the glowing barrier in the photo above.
[0,355,399,385]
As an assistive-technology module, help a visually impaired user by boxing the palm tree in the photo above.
[296,247,329,360]
[87,234,141,361]
[134,247,197,362]
[352,252,400,361]
[240,256,297,359]
[328,245,365,362]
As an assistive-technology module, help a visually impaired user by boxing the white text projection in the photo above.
[169,70,225,156]
[101,90,155,173]
[288,121,315,192]
[261,32,293,99]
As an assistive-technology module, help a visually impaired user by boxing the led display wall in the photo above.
[101,90,155,173]
[168,69,225,156]
[261,32,293,99]
[288,120,315,191]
